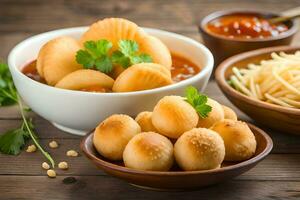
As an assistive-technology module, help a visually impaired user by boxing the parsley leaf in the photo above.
[76,40,113,73]
[185,86,212,118]
[0,122,29,155]
[116,40,153,68]
[111,50,131,68]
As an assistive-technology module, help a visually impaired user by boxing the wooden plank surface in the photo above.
[1,0,300,199]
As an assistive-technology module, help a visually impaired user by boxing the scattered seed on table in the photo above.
[66,150,78,157]
[47,169,56,178]
[58,161,68,170]
[49,140,59,148]
[42,162,50,170]
[26,144,36,153]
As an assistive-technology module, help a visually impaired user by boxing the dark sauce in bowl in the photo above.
[22,53,200,92]
[205,14,289,39]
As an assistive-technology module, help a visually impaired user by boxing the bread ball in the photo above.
[211,119,257,161]
[135,111,157,132]
[197,98,224,128]
[93,114,141,160]
[152,96,199,138]
[174,128,225,171]
[222,105,238,121]
[123,132,174,171]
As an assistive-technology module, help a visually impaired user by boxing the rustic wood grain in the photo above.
[1,151,300,181]
[0,176,299,200]
[1,0,300,199]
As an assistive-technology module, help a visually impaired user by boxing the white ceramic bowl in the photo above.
[8,27,214,135]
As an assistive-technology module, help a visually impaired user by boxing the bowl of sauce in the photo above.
[199,10,297,66]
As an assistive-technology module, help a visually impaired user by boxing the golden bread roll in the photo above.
[135,111,158,132]
[80,18,142,50]
[139,35,172,69]
[93,114,141,160]
[123,132,174,171]
[112,63,172,92]
[80,18,172,69]
[152,96,199,138]
[211,119,257,161]
[36,36,82,85]
[222,105,238,121]
[197,98,224,128]
[174,128,225,171]
[55,69,114,91]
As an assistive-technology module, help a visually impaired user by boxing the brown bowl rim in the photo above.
[80,123,273,176]
[199,9,298,42]
[215,45,300,115]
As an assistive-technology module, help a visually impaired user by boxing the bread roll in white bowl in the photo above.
[8,27,213,135]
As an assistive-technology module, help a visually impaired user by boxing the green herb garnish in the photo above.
[0,63,55,167]
[0,63,18,105]
[185,86,212,118]
[76,40,113,73]
[76,39,152,73]
[112,40,152,68]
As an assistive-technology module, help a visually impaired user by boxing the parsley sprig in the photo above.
[76,39,152,73]
[0,63,55,167]
[112,40,152,68]
[185,86,212,118]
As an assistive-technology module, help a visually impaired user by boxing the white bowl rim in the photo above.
[8,26,214,97]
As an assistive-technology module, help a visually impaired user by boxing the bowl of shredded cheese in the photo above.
[215,46,300,134]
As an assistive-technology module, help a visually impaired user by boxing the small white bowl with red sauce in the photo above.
[8,27,213,135]
[199,10,298,66]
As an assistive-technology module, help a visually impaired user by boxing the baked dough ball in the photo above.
[112,63,172,92]
[93,114,141,160]
[80,18,172,69]
[123,132,174,171]
[55,69,114,91]
[174,128,225,171]
[37,36,82,85]
[222,105,238,121]
[135,111,157,132]
[197,98,224,128]
[211,119,257,161]
[152,96,199,139]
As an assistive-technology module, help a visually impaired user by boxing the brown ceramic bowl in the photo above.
[215,46,300,135]
[199,10,298,66]
[81,123,272,190]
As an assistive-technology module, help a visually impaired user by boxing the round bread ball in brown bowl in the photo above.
[81,123,272,190]
[215,46,300,135]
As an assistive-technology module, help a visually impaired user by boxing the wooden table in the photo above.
[1,1,300,199]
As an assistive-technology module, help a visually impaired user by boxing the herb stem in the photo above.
[0,89,18,102]
[17,94,55,168]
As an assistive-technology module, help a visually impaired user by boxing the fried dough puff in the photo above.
[135,111,157,132]
[112,63,172,92]
[152,96,199,139]
[174,128,225,171]
[123,132,174,171]
[197,98,224,128]
[80,18,172,69]
[93,114,141,160]
[55,69,114,91]
[37,36,82,85]
[211,119,257,161]
[222,105,238,121]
